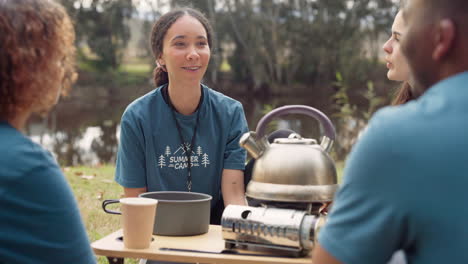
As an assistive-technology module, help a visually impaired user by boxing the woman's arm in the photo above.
[115,111,148,194]
[312,244,343,264]
[124,187,147,197]
[221,169,247,206]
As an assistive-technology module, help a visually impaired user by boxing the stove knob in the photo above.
[252,223,259,235]
[268,226,274,237]
[280,226,287,238]
[273,226,280,237]
[260,224,267,236]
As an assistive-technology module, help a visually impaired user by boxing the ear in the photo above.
[432,19,455,61]
[157,58,165,67]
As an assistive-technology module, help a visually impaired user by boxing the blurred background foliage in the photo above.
[30,0,400,165]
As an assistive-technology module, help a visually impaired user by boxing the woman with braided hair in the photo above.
[115,8,249,229]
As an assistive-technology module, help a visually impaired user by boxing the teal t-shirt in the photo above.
[319,72,468,264]
[0,122,96,264]
[115,84,248,207]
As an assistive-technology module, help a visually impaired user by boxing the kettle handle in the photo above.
[255,105,336,152]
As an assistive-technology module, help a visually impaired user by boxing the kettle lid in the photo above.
[273,138,317,145]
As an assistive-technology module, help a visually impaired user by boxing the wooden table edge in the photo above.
[91,228,312,264]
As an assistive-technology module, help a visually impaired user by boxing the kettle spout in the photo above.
[239,132,269,159]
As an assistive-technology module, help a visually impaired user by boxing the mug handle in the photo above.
[102,199,121,215]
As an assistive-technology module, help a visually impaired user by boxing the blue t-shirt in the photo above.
[319,72,468,264]
[0,122,96,264]
[115,84,248,207]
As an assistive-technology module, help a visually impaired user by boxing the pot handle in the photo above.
[255,105,336,152]
[102,199,121,215]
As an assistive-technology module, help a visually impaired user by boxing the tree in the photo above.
[202,153,210,167]
[64,0,134,71]
[158,155,166,168]
[165,146,171,156]
[215,0,394,96]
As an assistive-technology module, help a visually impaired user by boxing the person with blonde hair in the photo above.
[0,0,95,263]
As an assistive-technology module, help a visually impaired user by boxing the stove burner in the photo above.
[221,205,327,257]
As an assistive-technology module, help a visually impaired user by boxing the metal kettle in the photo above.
[240,105,338,203]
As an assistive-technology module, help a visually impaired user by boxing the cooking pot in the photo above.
[138,191,212,236]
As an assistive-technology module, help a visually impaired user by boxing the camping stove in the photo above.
[221,204,327,257]
[225,105,338,257]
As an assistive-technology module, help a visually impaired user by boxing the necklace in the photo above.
[166,86,203,192]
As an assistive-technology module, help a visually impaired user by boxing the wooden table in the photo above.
[92,225,312,264]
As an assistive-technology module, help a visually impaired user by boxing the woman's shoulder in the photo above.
[0,124,58,183]
[122,87,164,119]
[203,85,243,109]
[0,123,45,158]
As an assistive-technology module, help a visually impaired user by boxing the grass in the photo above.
[65,162,345,263]
[119,63,152,75]
[63,165,139,264]
[78,59,151,75]
[336,160,344,183]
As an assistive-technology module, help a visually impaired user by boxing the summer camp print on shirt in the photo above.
[157,142,210,170]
